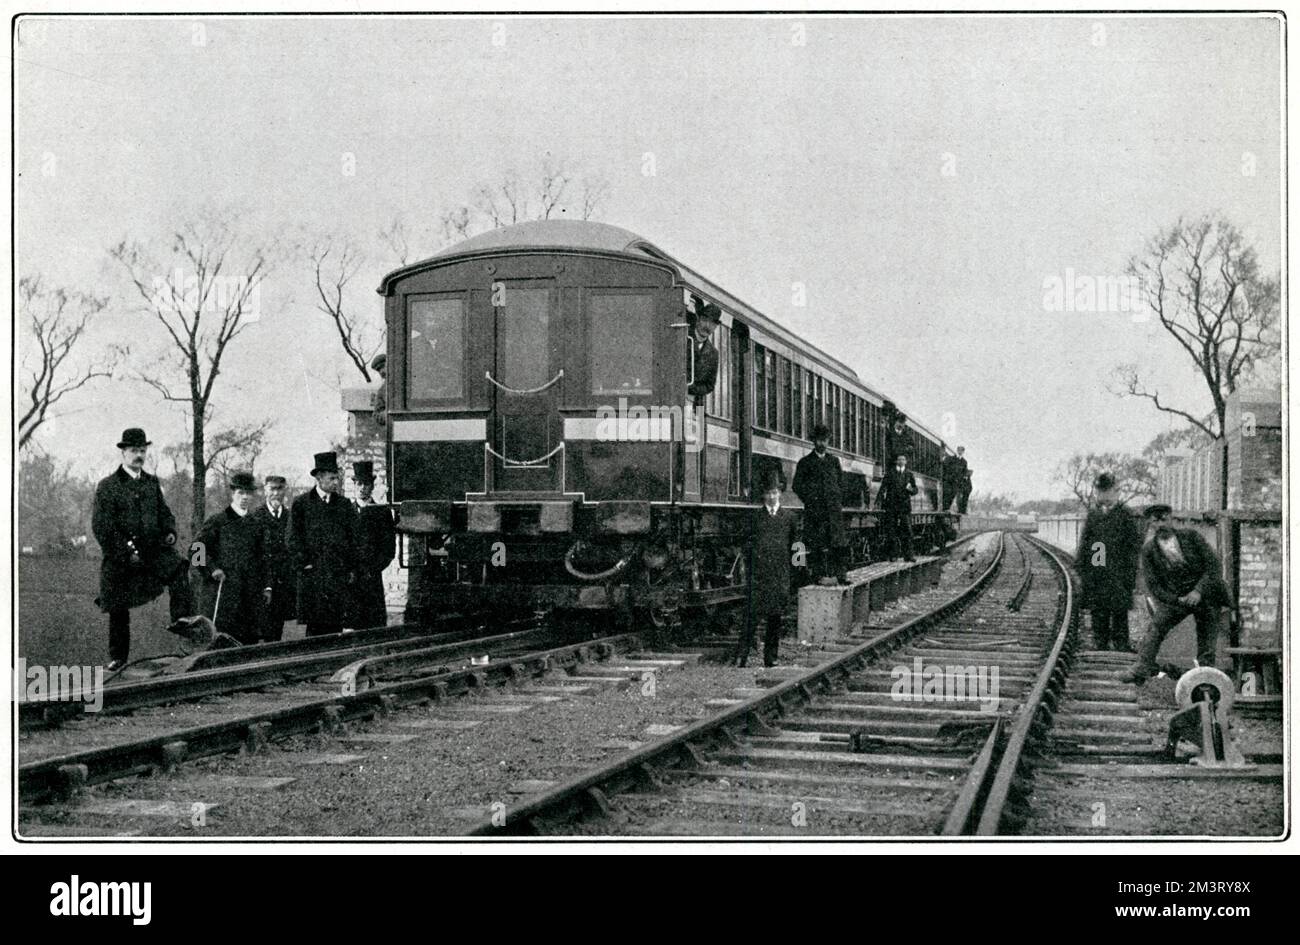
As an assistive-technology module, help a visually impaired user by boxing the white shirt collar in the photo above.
[315,485,331,503]
[231,505,248,517]
[121,464,142,480]
[267,503,283,517]
[765,502,780,516]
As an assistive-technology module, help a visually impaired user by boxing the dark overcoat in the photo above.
[192,506,264,642]
[249,504,296,621]
[91,467,188,612]
[793,450,846,548]
[1142,529,1234,611]
[689,337,719,402]
[1075,503,1141,611]
[353,501,396,628]
[876,468,918,512]
[287,488,358,626]
[747,506,795,618]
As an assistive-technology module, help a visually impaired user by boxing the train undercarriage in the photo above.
[402,500,957,633]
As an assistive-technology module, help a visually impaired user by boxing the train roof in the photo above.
[377,220,946,447]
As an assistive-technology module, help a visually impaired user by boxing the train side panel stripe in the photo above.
[392,419,487,442]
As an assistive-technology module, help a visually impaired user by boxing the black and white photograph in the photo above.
[7,6,1290,860]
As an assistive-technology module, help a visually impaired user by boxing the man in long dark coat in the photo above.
[736,474,796,667]
[942,447,969,512]
[191,471,263,644]
[250,474,294,642]
[1120,504,1235,684]
[876,452,918,562]
[793,422,848,585]
[91,427,195,670]
[287,451,358,636]
[351,461,396,629]
[1075,473,1140,651]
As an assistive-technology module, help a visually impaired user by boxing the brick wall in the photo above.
[1238,522,1282,647]
[342,386,407,619]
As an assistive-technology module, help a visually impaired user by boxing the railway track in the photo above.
[470,531,1079,836]
[18,629,648,804]
[18,614,573,727]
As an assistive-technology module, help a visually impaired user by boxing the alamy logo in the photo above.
[49,876,151,925]
[889,657,1000,714]
[17,659,103,713]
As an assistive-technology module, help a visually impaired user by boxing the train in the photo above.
[376,220,958,628]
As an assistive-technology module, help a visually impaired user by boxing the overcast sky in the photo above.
[15,14,1283,499]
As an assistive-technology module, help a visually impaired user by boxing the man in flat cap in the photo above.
[250,474,294,642]
[1075,472,1140,651]
[91,427,195,670]
[287,451,358,636]
[1119,504,1234,684]
[370,352,388,427]
[350,460,396,629]
[793,422,849,585]
[191,471,264,644]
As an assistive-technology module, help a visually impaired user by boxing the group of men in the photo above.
[91,428,396,671]
[1075,473,1234,684]
[738,428,939,666]
[792,424,941,584]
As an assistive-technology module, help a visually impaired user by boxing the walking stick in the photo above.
[211,574,226,625]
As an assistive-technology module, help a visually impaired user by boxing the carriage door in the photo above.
[490,281,562,492]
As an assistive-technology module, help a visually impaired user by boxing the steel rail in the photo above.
[19,617,545,727]
[19,634,641,804]
[974,535,1078,835]
[469,532,1009,835]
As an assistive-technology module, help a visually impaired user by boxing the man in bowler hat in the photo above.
[1075,472,1140,651]
[191,471,264,644]
[351,460,396,629]
[250,474,294,642]
[91,427,195,670]
[736,472,796,667]
[793,422,849,585]
[287,451,358,636]
[876,452,918,561]
[687,294,721,404]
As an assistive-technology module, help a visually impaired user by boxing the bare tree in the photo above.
[1117,214,1281,440]
[579,174,611,221]
[110,208,279,535]
[205,418,273,482]
[18,275,120,449]
[1055,452,1156,509]
[306,234,382,383]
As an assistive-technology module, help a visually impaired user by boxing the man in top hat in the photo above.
[793,422,849,585]
[249,474,294,643]
[1119,504,1234,684]
[1075,472,1141,651]
[737,471,796,667]
[877,452,919,562]
[687,294,721,404]
[191,471,264,644]
[91,427,196,670]
[350,460,396,629]
[370,353,388,427]
[287,451,359,636]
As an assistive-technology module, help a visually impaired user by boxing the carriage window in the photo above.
[706,324,731,420]
[766,350,778,433]
[791,366,802,439]
[753,345,767,428]
[407,296,465,401]
[590,293,653,395]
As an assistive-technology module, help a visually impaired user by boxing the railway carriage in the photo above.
[377,220,956,627]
